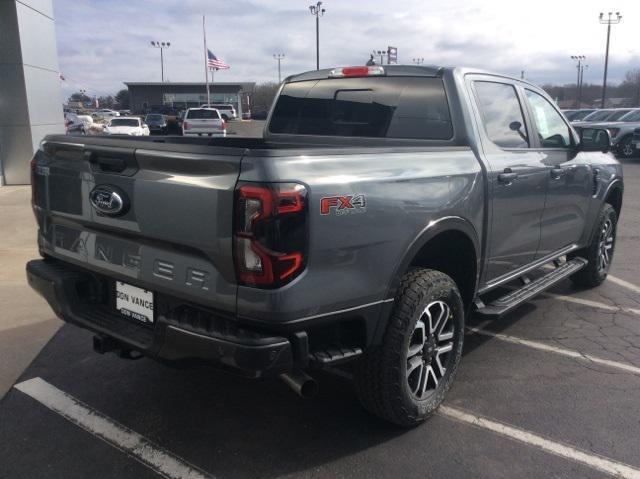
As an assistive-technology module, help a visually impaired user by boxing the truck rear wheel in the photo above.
[570,203,617,288]
[355,269,464,427]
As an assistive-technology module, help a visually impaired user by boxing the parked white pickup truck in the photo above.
[182,108,227,137]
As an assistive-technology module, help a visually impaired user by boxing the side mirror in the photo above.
[579,128,611,153]
[509,121,527,142]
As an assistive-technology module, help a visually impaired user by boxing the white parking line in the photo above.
[467,325,640,375]
[439,405,640,479]
[543,292,640,316]
[14,377,213,479]
[608,275,640,295]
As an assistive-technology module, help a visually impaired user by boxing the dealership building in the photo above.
[125,82,255,115]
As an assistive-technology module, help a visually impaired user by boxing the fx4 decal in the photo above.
[320,194,366,216]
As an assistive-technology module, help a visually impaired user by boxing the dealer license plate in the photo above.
[116,281,154,324]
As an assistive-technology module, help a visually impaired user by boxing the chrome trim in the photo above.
[167,325,290,349]
[479,244,579,294]
[43,140,85,149]
[286,298,395,324]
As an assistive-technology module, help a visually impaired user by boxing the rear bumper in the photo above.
[26,259,293,378]
[183,131,226,137]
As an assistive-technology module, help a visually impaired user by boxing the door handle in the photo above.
[498,171,518,184]
[550,167,564,179]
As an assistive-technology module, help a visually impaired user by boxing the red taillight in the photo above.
[182,121,188,130]
[234,182,308,288]
[221,120,227,130]
[329,65,385,78]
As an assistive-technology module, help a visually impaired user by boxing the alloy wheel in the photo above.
[406,300,455,399]
[597,218,615,273]
[621,141,634,158]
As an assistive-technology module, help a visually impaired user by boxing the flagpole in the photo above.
[203,15,210,105]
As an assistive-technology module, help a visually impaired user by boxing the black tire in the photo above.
[617,136,636,159]
[355,269,465,427]
[570,203,617,288]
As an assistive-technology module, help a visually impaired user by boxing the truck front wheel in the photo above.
[355,269,465,427]
[617,136,636,159]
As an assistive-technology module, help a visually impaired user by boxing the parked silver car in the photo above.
[574,109,640,158]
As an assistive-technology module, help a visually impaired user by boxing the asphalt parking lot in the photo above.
[1,159,640,479]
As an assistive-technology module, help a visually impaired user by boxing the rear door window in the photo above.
[474,81,529,149]
[269,77,453,140]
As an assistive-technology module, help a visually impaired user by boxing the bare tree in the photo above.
[620,69,640,106]
[250,82,280,112]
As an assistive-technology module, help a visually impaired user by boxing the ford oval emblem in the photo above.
[89,185,129,216]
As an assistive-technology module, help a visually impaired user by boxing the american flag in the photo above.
[207,49,229,70]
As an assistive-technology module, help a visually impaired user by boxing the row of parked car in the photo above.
[64,105,236,138]
[562,108,640,158]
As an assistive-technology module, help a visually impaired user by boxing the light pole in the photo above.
[309,2,325,70]
[150,41,170,105]
[412,58,425,65]
[571,55,585,108]
[599,12,622,108]
[373,49,387,65]
[579,64,589,106]
[273,53,285,83]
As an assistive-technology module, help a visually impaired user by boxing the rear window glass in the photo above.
[187,109,220,119]
[268,77,453,139]
[607,110,633,121]
[620,110,640,122]
[109,119,139,127]
[582,110,614,122]
[571,110,595,120]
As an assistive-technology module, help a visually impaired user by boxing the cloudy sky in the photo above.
[54,0,638,99]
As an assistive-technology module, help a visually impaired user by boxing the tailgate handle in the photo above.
[84,148,138,175]
[91,155,126,172]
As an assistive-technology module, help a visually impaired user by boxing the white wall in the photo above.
[0,0,64,185]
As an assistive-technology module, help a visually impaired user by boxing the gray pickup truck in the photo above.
[27,65,623,426]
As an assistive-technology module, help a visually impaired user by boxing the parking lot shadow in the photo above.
[3,326,411,479]
[463,302,539,357]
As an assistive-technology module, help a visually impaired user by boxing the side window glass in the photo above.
[474,81,529,148]
[525,90,572,148]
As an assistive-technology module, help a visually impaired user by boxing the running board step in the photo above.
[309,347,363,367]
[475,257,588,318]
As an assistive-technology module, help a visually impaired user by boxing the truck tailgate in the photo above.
[32,137,243,314]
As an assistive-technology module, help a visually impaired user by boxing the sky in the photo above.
[53,0,639,99]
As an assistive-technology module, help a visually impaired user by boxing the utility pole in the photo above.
[150,41,170,105]
[599,12,622,108]
[412,58,425,65]
[309,2,325,70]
[273,53,285,83]
[571,55,585,108]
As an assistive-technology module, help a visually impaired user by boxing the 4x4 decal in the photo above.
[320,194,366,215]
